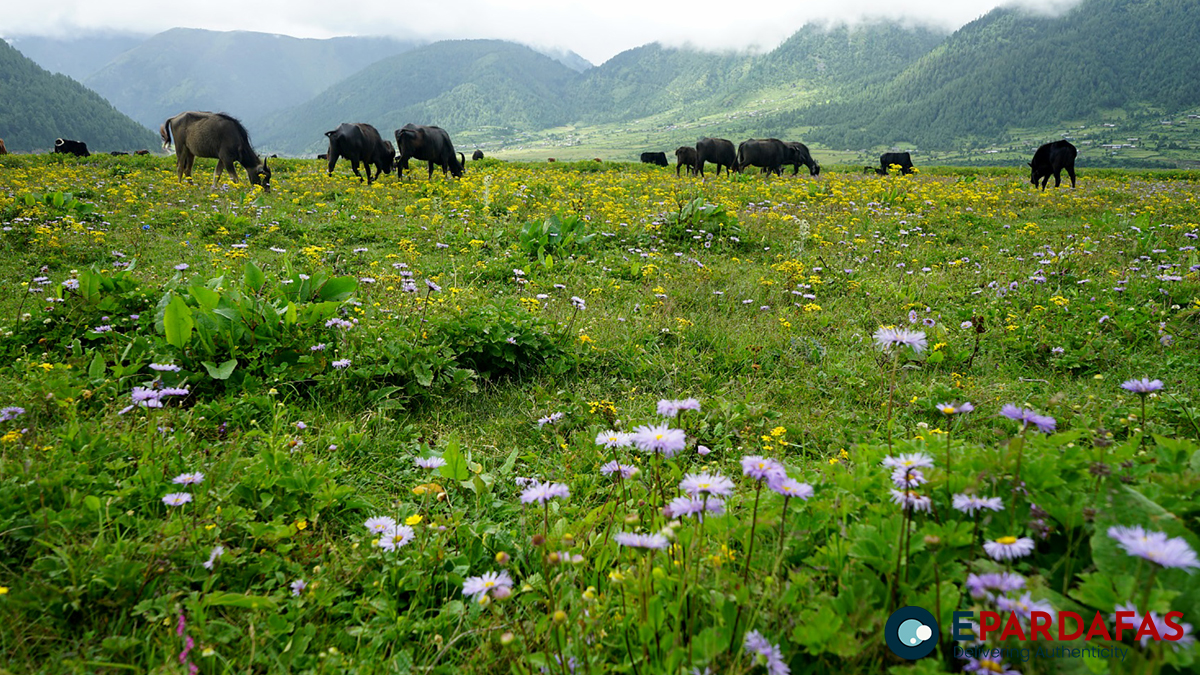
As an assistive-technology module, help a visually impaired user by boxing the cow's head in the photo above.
[1028,162,1037,186]
[250,161,272,193]
[381,141,396,175]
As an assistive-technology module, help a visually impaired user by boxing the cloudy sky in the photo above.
[5,0,1081,64]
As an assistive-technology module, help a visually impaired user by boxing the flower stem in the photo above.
[741,482,764,585]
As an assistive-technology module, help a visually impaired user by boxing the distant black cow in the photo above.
[472,149,484,161]
[54,138,90,157]
[325,122,394,185]
[1029,140,1077,190]
[784,142,820,177]
[317,153,328,160]
[134,149,150,155]
[736,139,789,176]
[875,152,914,175]
[694,138,737,177]
[395,124,464,179]
[674,146,697,176]
[640,151,668,167]
[110,151,129,156]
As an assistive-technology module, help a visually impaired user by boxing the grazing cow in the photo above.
[110,151,129,156]
[1029,140,1077,190]
[472,149,484,161]
[54,138,90,157]
[876,152,914,175]
[134,149,150,155]
[640,151,668,167]
[736,139,789,176]
[160,111,271,192]
[324,123,394,185]
[394,124,464,179]
[547,158,556,162]
[0,138,7,155]
[784,142,820,177]
[694,137,737,177]
[674,146,698,176]
[317,153,328,160]
[593,158,603,162]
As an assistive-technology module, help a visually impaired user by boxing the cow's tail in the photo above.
[160,119,173,150]
[458,152,466,174]
[735,146,746,173]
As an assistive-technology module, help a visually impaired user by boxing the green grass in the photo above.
[0,154,1198,674]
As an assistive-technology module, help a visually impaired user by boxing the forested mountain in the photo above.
[0,40,158,153]
[256,40,580,154]
[82,28,420,130]
[796,0,1200,148]
[6,32,148,82]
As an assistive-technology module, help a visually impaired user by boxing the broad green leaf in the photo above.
[87,352,105,381]
[317,276,357,302]
[163,294,194,349]
[201,359,238,380]
[83,495,101,511]
[188,285,220,311]
[413,362,433,387]
[244,261,266,292]
[439,439,470,482]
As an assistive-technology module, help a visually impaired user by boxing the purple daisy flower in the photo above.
[741,455,786,482]
[873,326,928,354]
[1107,525,1199,570]
[462,570,513,600]
[889,489,932,512]
[631,423,687,458]
[162,492,193,506]
[599,461,639,479]
[679,472,735,497]
[1,406,27,422]
[364,516,397,534]
[891,467,926,489]
[1121,378,1164,395]
[937,401,974,415]
[966,572,1026,600]
[520,481,570,504]
[378,525,416,551]
[425,279,441,292]
[172,472,205,486]
[595,430,631,448]
[614,532,669,549]
[665,495,725,520]
[290,579,307,596]
[415,456,447,470]
[203,545,224,570]
[768,477,813,499]
[983,536,1036,561]
[963,657,1019,675]
[881,453,934,470]
[952,494,1004,515]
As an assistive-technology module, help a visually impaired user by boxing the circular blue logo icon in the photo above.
[885,606,939,659]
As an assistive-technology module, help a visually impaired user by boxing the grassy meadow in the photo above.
[0,153,1198,674]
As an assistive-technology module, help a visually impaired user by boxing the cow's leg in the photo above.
[427,161,435,180]
[327,153,338,176]
[175,150,186,181]
[1053,170,1062,188]
[697,161,705,177]
[350,159,363,183]
[1067,166,1076,188]
[183,151,196,180]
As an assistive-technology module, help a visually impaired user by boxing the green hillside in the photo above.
[0,40,158,153]
[256,40,581,155]
[82,28,420,130]
[796,0,1200,149]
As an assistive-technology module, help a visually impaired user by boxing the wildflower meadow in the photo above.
[0,153,1198,674]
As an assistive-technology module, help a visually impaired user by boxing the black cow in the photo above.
[694,138,737,177]
[394,124,464,179]
[54,138,90,157]
[674,146,697,176]
[324,123,394,185]
[1029,140,1077,190]
[736,139,789,176]
[784,142,820,177]
[876,152,914,175]
[134,149,150,155]
[472,149,484,161]
[110,151,129,156]
[640,151,668,167]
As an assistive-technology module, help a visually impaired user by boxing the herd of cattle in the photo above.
[6,114,1080,191]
